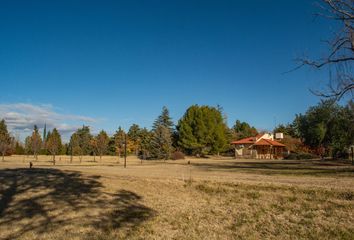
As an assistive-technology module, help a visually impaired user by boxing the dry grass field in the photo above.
[0,155,353,239]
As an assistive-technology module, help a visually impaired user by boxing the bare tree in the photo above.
[296,0,353,100]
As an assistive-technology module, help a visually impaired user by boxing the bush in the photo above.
[285,152,318,160]
[171,151,185,160]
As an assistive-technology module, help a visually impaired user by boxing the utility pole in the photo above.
[124,133,127,168]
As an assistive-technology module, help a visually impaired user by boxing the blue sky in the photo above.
[0,0,340,140]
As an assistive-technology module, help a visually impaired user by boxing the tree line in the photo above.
[1,101,353,162]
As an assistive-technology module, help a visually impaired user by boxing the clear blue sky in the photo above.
[0,0,338,139]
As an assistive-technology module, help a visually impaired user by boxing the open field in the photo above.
[1,155,354,239]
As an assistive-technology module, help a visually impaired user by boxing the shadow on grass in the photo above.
[192,160,354,176]
[0,168,154,239]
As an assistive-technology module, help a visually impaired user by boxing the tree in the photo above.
[152,106,174,134]
[274,123,297,138]
[25,136,32,156]
[232,120,258,140]
[297,0,353,100]
[113,127,126,158]
[293,100,354,157]
[14,141,25,155]
[0,120,13,161]
[46,128,62,165]
[127,124,141,155]
[177,105,229,155]
[76,125,93,155]
[139,128,153,160]
[95,130,109,161]
[151,107,174,160]
[31,125,42,160]
[69,125,93,162]
[69,132,83,162]
[42,123,47,154]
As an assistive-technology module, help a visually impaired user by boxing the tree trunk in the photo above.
[70,154,73,163]
[53,154,55,165]
[100,154,102,162]
[80,155,82,163]
[93,153,96,162]
[2,153,4,162]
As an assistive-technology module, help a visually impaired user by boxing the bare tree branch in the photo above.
[291,0,354,101]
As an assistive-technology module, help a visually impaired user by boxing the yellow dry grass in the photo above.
[0,155,353,239]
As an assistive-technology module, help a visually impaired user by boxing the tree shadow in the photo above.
[192,160,354,176]
[0,168,154,239]
[94,190,155,235]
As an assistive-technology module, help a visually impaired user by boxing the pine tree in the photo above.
[232,120,258,140]
[152,106,174,134]
[151,107,174,160]
[128,124,141,155]
[139,128,153,160]
[177,105,229,155]
[0,119,13,161]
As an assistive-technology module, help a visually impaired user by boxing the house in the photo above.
[231,133,286,159]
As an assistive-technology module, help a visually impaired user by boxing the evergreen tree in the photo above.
[232,120,258,140]
[152,106,174,134]
[139,128,153,160]
[293,100,354,157]
[14,141,25,155]
[69,132,83,162]
[76,125,93,155]
[151,125,173,160]
[0,119,13,161]
[151,107,174,160]
[107,137,116,156]
[177,105,229,155]
[46,128,62,165]
[128,124,141,155]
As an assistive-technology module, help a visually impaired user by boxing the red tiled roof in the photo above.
[253,138,286,147]
[231,137,256,145]
[255,133,265,139]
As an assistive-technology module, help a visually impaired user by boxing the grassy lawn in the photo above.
[0,156,353,239]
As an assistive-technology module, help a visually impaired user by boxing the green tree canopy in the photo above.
[0,119,13,160]
[177,105,229,155]
[293,100,354,157]
[232,120,258,140]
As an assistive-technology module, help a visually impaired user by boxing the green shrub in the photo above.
[285,153,318,160]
